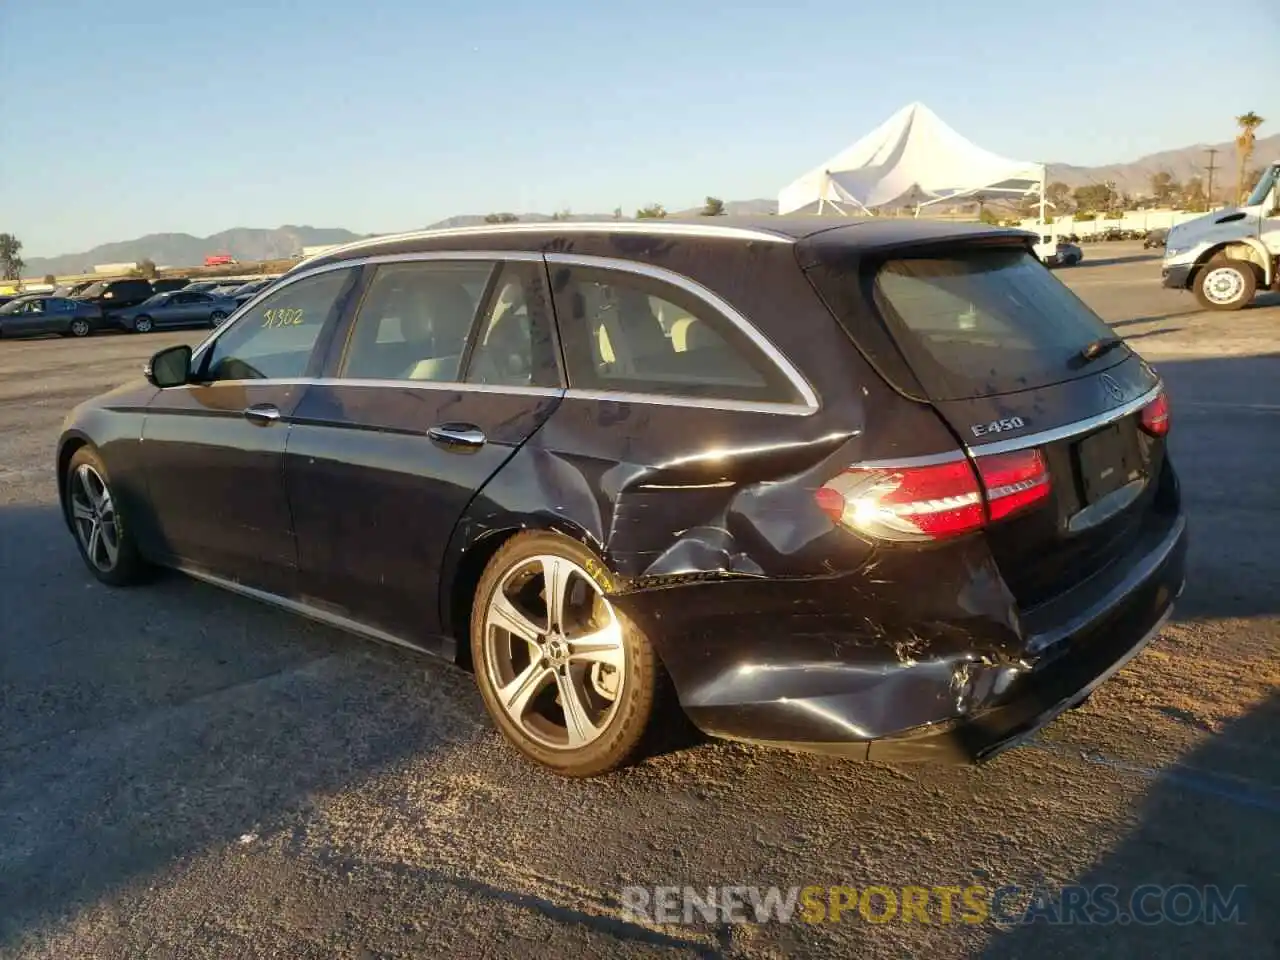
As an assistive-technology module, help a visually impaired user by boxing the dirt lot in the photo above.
[1,243,1277,958]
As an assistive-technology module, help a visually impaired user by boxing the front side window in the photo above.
[340,261,493,382]
[201,268,354,381]
[549,265,801,404]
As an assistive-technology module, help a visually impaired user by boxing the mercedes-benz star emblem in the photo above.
[1099,373,1124,403]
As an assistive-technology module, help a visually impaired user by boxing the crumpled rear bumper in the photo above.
[663,512,1187,764]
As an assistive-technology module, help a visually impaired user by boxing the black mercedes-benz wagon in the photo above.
[57,218,1186,776]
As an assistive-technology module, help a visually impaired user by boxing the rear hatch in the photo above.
[803,236,1173,611]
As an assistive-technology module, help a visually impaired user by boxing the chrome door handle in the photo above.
[243,404,281,424]
[427,423,486,450]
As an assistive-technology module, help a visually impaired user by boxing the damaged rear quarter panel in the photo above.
[440,234,1025,738]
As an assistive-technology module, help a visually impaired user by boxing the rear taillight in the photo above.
[1139,392,1170,436]
[816,449,1050,543]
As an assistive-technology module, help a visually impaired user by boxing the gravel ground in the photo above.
[1,244,1277,958]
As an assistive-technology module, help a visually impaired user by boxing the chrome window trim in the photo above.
[562,388,812,417]
[296,221,794,269]
[966,385,1163,457]
[188,249,821,417]
[544,252,820,414]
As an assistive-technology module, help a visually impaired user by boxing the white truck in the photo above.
[1162,162,1280,310]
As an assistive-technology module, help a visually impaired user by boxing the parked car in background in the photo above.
[181,280,226,294]
[150,278,192,294]
[52,280,97,298]
[1055,240,1083,265]
[0,296,105,338]
[1143,230,1168,249]
[227,278,275,303]
[73,278,155,315]
[56,218,1185,777]
[112,289,240,333]
[1033,237,1083,267]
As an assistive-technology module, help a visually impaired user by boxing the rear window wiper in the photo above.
[1077,336,1126,364]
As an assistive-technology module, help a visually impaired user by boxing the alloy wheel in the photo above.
[134,317,153,333]
[482,554,625,749]
[69,464,120,572]
[1203,267,1245,305]
[70,319,90,337]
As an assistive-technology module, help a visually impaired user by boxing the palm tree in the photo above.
[1235,111,1265,204]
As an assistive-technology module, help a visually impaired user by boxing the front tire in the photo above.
[209,310,227,327]
[1195,258,1257,311]
[65,446,149,586]
[133,315,154,333]
[69,318,91,337]
[470,532,665,777]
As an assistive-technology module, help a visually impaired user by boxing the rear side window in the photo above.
[549,265,801,404]
[340,261,493,382]
[869,249,1122,399]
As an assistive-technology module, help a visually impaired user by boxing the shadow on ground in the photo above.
[0,504,490,949]
[980,692,1280,957]
[1066,251,1162,269]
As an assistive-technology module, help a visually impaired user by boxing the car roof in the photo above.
[292,216,1035,275]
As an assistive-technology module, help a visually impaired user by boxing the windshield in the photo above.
[1243,165,1279,208]
[869,249,1123,399]
[140,293,168,306]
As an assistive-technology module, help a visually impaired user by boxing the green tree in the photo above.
[551,208,573,221]
[1045,181,1072,212]
[0,233,24,282]
[1234,111,1265,204]
[136,258,158,279]
[612,207,623,220]
[483,212,519,224]
[1072,183,1114,213]
[1183,176,1207,211]
[700,196,726,216]
[1149,172,1182,205]
[978,206,1002,225]
[635,203,667,220]
[43,274,56,286]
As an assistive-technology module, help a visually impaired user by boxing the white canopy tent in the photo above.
[778,102,1045,220]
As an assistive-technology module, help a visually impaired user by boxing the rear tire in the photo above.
[133,315,154,333]
[209,310,227,327]
[1194,258,1256,311]
[64,446,150,586]
[69,318,91,337]
[470,531,666,777]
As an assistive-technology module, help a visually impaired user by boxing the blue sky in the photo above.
[1,0,1276,257]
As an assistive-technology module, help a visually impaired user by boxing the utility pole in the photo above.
[1206,148,1219,209]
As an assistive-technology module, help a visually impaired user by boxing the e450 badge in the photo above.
[970,416,1027,438]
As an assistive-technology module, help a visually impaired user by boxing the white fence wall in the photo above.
[1018,209,1207,236]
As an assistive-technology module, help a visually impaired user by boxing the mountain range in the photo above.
[21,134,1279,277]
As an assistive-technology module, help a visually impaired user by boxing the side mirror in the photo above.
[145,344,193,388]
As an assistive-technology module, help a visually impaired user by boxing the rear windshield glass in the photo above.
[870,249,1124,399]
[78,282,107,298]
